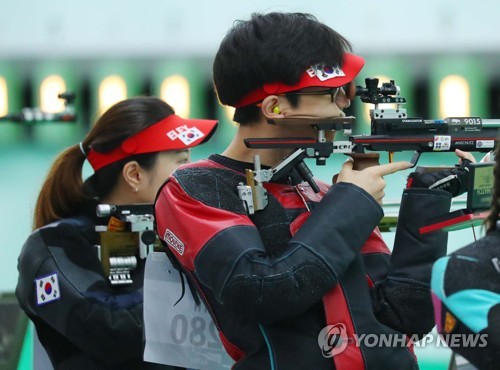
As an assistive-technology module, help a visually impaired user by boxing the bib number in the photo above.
[143,252,234,369]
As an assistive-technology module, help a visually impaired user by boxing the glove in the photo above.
[406,160,471,197]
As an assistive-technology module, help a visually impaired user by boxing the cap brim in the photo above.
[234,53,365,107]
[144,115,218,151]
[291,53,365,90]
[88,115,218,171]
[181,118,218,147]
[122,114,219,153]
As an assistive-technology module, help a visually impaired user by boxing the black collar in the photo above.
[208,154,303,186]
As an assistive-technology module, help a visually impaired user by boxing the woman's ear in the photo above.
[261,95,284,119]
[122,161,142,192]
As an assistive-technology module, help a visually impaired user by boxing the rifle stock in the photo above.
[95,203,163,286]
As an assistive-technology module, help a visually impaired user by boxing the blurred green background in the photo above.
[2,0,500,367]
[1,54,494,370]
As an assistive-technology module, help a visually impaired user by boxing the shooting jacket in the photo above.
[431,229,500,370]
[15,205,176,370]
[155,154,453,370]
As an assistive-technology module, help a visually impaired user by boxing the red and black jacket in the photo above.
[155,154,452,370]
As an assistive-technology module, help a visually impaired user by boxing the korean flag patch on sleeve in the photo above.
[35,272,61,306]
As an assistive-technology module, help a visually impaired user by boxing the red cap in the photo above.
[234,53,365,108]
[87,115,218,171]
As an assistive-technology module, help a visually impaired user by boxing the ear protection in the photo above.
[273,106,281,114]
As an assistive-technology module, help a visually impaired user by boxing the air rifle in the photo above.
[95,203,163,286]
[0,92,76,123]
[349,78,499,165]
[240,78,499,213]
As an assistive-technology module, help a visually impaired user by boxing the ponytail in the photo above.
[33,144,89,229]
[32,97,176,230]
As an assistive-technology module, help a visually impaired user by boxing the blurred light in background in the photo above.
[160,75,190,118]
[98,75,127,116]
[0,76,7,116]
[32,61,82,147]
[0,63,24,145]
[430,56,486,120]
[90,61,141,123]
[152,60,203,118]
[222,104,235,122]
[439,75,470,117]
[40,75,66,113]
[213,99,237,152]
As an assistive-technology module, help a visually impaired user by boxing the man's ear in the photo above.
[261,95,284,119]
[122,161,142,189]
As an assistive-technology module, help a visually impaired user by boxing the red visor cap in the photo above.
[87,114,218,171]
[234,53,365,108]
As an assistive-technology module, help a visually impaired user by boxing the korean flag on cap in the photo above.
[35,272,61,306]
[177,127,204,146]
[306,64,346,82]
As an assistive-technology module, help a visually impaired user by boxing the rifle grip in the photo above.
[347,152,380,170]
[332,153,380,184]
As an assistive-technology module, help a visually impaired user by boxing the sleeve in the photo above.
[155,175,384,324]
[369,188,452,337]
[15,225,145,365]
[431,236,500,369]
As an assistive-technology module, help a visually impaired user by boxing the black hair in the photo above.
[213,12,352,124]
[34,97,175,228]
